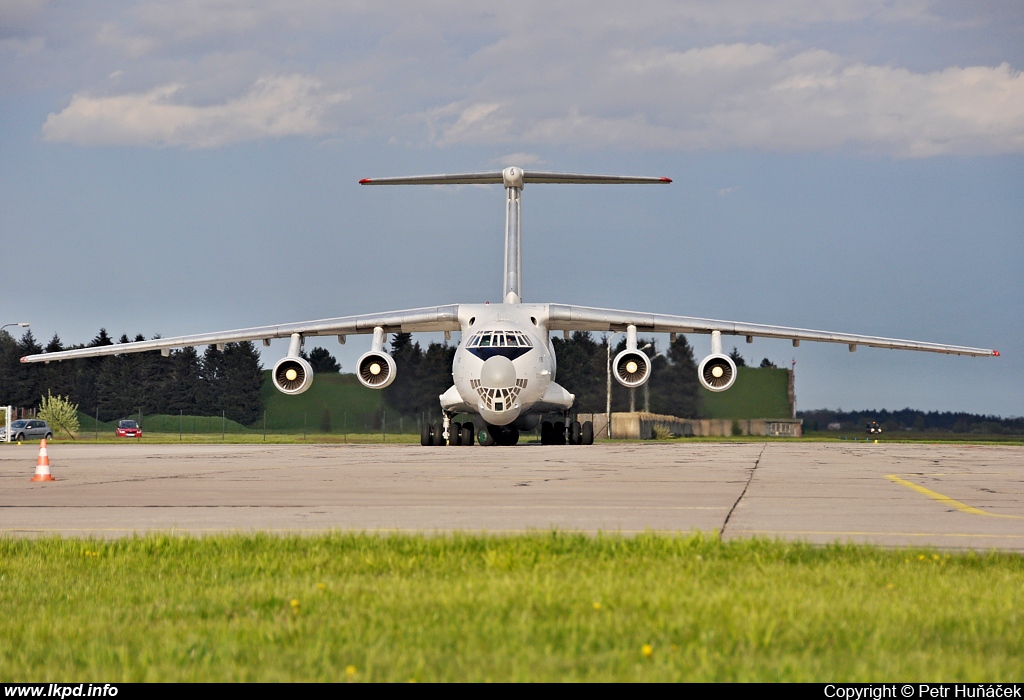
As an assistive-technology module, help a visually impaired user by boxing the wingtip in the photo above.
[20,356,27,363]
[358,178,371,184]
[659,177,672,183]
[993,350,1000,357]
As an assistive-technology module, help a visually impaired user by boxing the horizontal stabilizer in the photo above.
[360,172,503,186]
[360,169,671,187]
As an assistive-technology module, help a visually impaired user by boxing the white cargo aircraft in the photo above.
[23,167,999,446]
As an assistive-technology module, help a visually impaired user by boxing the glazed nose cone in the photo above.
[480,355,516,388]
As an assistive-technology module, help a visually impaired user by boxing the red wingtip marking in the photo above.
[659,177,672,183]
[359,178,371,184]
[993,350,1000,356]
[20,356,27,363]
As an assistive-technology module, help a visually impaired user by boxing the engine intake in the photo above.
[698,354,737,392]
[612,350,651,388]
[357,351,396,389]
[273,356,313,395]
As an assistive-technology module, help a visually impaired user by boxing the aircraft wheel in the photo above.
[553,421,566,446]
[478,427,496,446]
[582,421,594,445]
[420,422,432,446]
[461,423,474,446]
[502,426,520,446]
[432,422,445,446]
[569,421,582,445]
[540,421,553,445]
[450,422,462,446]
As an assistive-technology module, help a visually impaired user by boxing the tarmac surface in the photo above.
[2,441,1022,550]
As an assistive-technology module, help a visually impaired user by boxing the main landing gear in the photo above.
[420,414,594,446]
[540,418,594,445]
[421,417,475,446]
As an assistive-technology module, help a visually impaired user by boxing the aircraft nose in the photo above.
[480,355,516,388]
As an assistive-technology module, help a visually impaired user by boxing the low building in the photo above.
[578,412,802,439]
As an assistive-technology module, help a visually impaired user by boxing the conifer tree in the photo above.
[551,331,606,412]
[9,330,43,408]
[221,342,264,425]
[306,347,341,373]
[199,345,227,415]
[165,347,202,415]
[647,334,701,418]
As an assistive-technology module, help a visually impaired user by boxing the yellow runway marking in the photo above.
[886,475,1023,519]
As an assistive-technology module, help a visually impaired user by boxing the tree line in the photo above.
[0,329,265,425]
[798,408,1024,435]
[4,327,710,427]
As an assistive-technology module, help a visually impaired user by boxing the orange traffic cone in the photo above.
[31,438,55,482]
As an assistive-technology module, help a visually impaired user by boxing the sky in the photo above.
[1,0,1021,416]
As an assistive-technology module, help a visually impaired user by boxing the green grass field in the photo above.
[1,534,1021,682]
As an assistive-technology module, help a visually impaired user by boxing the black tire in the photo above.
[461,423,474,446]
[421,422,432,446]
[569,421,582,445]
[44,432,53,441]
[15,433,23,442]
[450,422,462,446]
[553,421,566,446]
[432,422,445,446]
[540,421,553,445]
[582,421,594,445]
[495,426,519,446]
[478,427,495,446]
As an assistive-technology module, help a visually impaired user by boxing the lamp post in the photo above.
[605,332,620,439]
[606,334,654,437]
[629,343,653,413]
[0,322,29,334]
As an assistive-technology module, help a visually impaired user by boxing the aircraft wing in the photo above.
[546,304,999,357]
[20,305,461,363]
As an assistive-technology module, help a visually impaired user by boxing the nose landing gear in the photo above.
[477,424,519,446]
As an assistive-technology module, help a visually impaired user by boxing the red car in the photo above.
[116,419,142,438]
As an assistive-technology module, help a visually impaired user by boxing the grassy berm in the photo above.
[2,533,1022,681]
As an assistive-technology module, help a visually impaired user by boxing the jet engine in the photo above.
[612,349,652,388]
[273,356,313,395]
[356,351,396,389]
[698,353,737,392]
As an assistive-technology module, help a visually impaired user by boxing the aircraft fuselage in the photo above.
[442,303,573,429]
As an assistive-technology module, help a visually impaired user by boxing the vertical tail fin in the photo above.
[360,169,671,303]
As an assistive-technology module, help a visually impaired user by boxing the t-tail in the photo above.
[360,168,671,304]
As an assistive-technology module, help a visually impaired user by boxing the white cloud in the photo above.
[41,74,348,147]
[422,44,1024,157]
[21,3,1024,155]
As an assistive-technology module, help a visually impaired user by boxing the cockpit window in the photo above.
[467,331,533,348]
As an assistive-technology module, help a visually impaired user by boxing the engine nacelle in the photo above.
[356,351,396,389]
[612,349,652,388]
[698,353,737,392]
[273,356,313,395]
